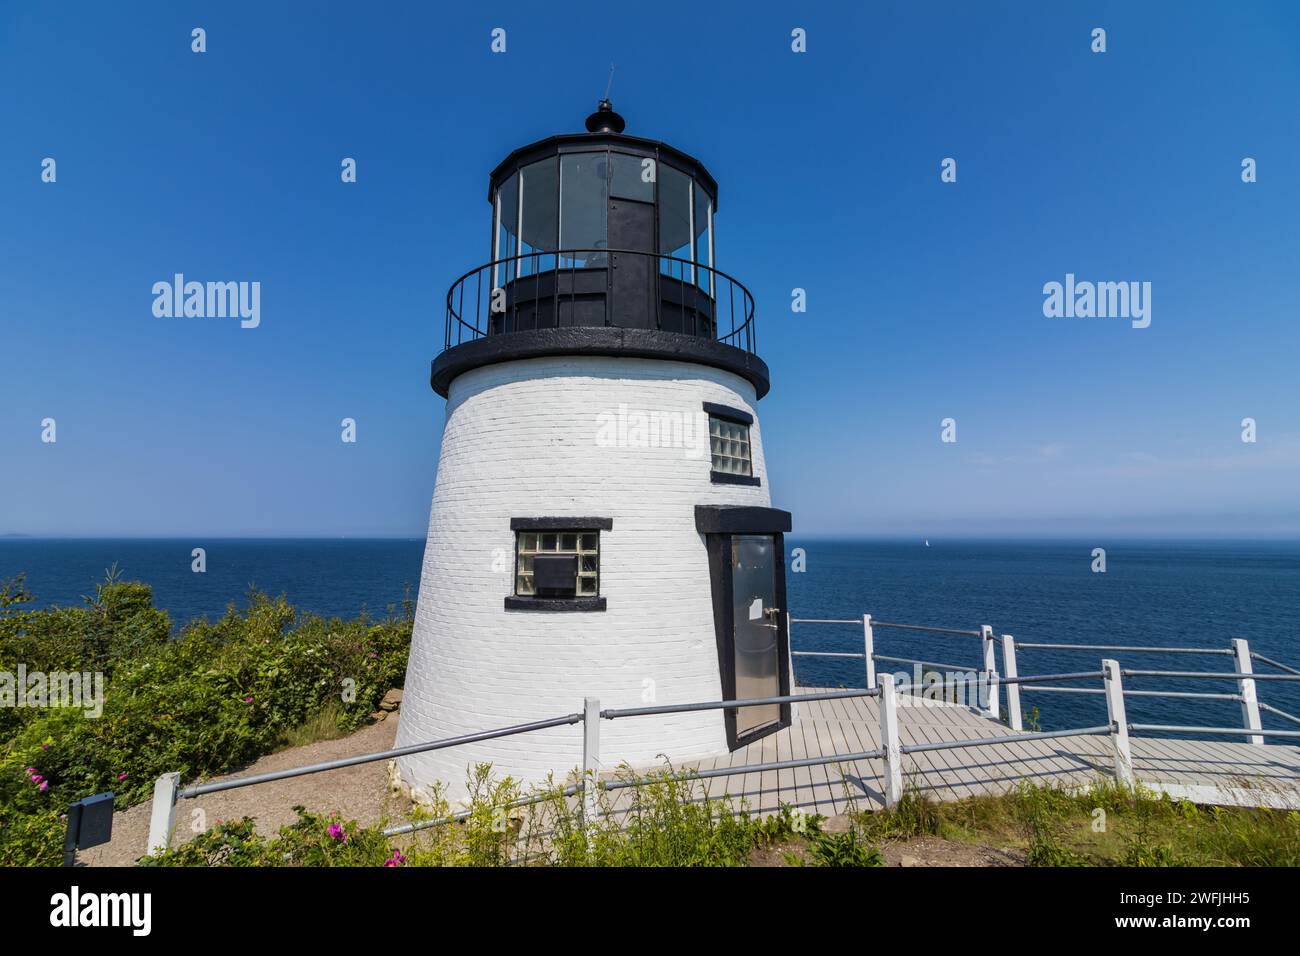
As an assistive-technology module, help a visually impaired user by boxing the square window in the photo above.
[708,414,752,477]
[515,528,599,598]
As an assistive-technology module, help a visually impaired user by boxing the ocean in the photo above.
[2,537,1297,733]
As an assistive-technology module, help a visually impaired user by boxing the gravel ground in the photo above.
[79,715,407,867]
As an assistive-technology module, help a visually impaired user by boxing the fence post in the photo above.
[581,697,601,828]
[979,625,999,720]
[1231,638,1264,746]
[878,673,903,808]
[787,613,799,721]
[863,614,876,690]
[147,772,180,856]
[1102,659,1134,789]
[1002,634,1022,731]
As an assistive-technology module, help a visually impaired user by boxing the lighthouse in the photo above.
[395,102,793,802]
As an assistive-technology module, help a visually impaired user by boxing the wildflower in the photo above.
[41,744,50,750]
[327,823,347,842]
[118,772,128,781]
[31,774,44,785]
[383,849,406,867]
[25,767,36,775]
[243,696,254,703]
[39,781,49,792]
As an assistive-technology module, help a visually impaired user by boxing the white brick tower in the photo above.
[395,103,792,801]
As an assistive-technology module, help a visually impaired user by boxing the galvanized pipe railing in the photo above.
[1012,643,1232,655]
[787,614,1000,719]
[1251,652,1300,676]
[999,634,1296,742]
[600,686,878,721]
[179,712,584,799]
[1129,724,1300,740]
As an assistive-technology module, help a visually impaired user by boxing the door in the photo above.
[608,198,656,329]
[730,534,782,738]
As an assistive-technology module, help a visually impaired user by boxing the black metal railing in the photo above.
[444,250,756,355]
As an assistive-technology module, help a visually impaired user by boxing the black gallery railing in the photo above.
[444,249,757,356]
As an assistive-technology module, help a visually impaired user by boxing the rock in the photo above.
[899,854,921,867]
[822,814,852,834]
[372,711,387,721]
[379,688,403,712]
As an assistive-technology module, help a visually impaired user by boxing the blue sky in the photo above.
[2,1,1298,538]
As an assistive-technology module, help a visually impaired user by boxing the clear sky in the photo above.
[2,1,1297,538]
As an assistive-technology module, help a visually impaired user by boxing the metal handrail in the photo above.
[1000,671,1107,685]
[1013,642,1232,655]
[178,712,584,799]
[602,749,888,793]
[443,249,757,354]
[1022,687,1241,701]
[1251,652,1300,676]
[1129,724,1300,740]
[1122,670,1300,681]
[1259,702,1300,726]
[874,653,976,673]
[384,783,583,837]
[601,686,879,720]
[901,725,1112,755]
[869,620,983,638]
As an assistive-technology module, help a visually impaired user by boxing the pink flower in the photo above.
[30,774,44,785]
[383,849,406,867]
[243,696,254,703]
[327,823,347,842]
[118,772,128,780]
[41,744,49,750]
[38,781,49,792]
[24,767,35,775]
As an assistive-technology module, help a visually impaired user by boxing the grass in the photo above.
[848,780,1300,867]
[274,700,352,752]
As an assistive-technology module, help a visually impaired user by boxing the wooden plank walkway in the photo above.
[616,688,1300,817]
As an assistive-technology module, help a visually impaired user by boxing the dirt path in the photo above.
[80,716,406,866]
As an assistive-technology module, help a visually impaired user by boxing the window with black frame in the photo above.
[506,518,610,611]
[515,530,599,597]
[704,403,758,485]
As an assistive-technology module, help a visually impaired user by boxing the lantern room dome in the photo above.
[433,103,766,399]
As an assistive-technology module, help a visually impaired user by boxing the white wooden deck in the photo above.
[617,688,1300,815]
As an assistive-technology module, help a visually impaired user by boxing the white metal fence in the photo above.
[144,617,1300,857]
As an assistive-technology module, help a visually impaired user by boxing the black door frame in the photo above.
[696,506,794,751]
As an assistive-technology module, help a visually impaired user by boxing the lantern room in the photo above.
[434,101,765,409]
[484,99,718,339]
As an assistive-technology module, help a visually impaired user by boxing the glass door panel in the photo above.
[731,535,781,738]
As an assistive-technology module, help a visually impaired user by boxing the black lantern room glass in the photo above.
[492,151,714,288]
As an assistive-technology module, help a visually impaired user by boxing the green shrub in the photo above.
[142,808,396,867]
[0,574,411,863]
[0,804,65,867]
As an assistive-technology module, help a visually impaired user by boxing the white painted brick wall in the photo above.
[395,355,774,801]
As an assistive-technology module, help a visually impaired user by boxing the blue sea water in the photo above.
[1,537,1297,734]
